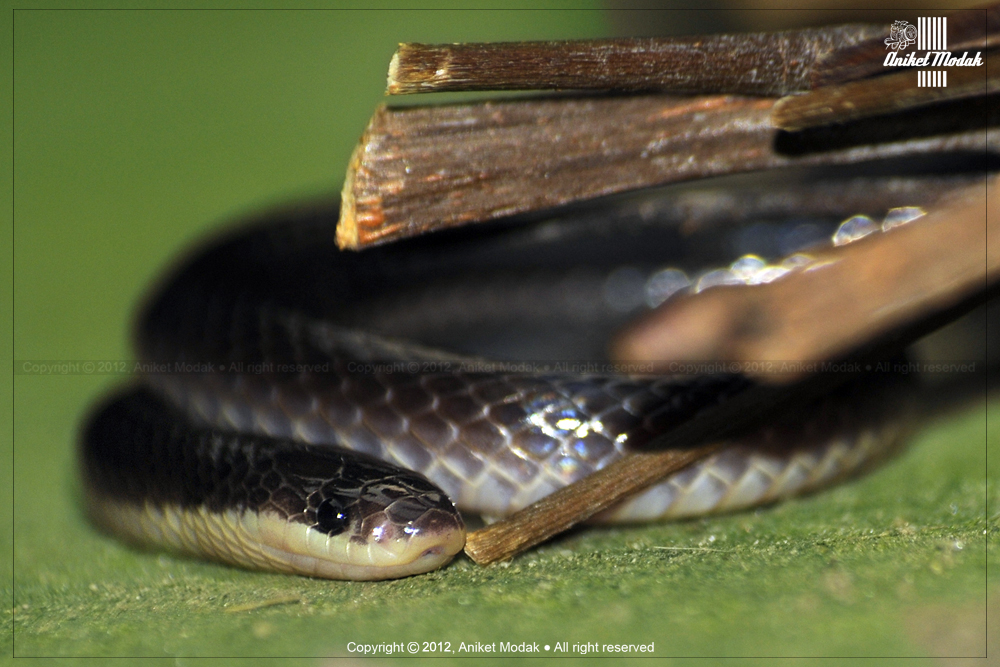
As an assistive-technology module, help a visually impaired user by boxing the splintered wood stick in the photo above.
[386,25,883,96]
[388,9,995,132]
[337,93,992,249]
[346,4,998,249]
[774,59,998,131]
[612,178,1000,381]
[464,445,721,565]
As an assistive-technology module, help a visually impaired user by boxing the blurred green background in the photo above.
[7,2,995,663]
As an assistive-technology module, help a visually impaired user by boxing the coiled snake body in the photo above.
[81,197,912,580]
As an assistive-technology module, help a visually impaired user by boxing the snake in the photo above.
[80,185,924,581]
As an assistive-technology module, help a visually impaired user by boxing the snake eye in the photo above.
[315,497,348,535]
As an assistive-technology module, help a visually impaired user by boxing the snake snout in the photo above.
[351,485,466,577]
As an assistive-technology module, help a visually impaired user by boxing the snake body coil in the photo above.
[81,196,912,580]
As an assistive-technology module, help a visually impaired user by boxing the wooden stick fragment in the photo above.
[337,94,992,249]
[612,178,1000,382]
[774,60,998,131]
[464,445,721,565]
[387,25,883,96]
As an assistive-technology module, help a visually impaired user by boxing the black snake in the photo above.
[80,180,929,580]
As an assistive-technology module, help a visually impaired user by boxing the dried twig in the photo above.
[387,25,882,96]
[464,445,721,565]
[343,5,997,248]
[612,178,999,381]
[774,59,998,131]
[338,95,991,249]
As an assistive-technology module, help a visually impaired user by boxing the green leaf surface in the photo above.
[8,5,995,663]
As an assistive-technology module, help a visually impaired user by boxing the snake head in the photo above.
[261,446,467,580]
[80,389,465,581]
